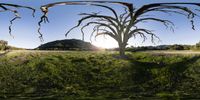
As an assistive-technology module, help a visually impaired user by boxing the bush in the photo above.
[0,40,8,51]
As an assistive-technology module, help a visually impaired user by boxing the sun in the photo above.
[92,36,118,49]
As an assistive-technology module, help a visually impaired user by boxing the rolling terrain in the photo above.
[0,50,200,99]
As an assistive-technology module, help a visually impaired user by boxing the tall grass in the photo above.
[0,51,200,99]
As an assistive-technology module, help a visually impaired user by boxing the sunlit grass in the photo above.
[0,50,200,99]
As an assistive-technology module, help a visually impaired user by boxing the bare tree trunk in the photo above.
[119,43,126,57]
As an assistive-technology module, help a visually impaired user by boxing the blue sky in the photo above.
[1,0,200,49]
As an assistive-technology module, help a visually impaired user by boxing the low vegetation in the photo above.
[0,51,200,99]
[0,40,8,51]
[124,43,200,52]
[0,40,26,51]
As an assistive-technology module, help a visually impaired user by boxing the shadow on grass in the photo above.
[1,53,200,99]
[126,55,200,99]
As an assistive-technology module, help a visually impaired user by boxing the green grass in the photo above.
[0,50,200,99]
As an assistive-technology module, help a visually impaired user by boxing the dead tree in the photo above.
[38,1,200,57]
[0,3,35,36]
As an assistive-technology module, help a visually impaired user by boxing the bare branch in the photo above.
[39,1,133,40]
[91,4,119,20]
[135,17,175,30]
[136,32,147,43]
[133,3,200,30]
[0,3,35,17]
[128,28,160,43]
[90,25,100,42]
[37,15,49,42]
[134,3,200,18]
[65,13,119,37]
[8,10,21,37]
[95,31,117,41]
[0,3,35,37]
[41,1,133,14]
[119,7,128,23]
[79,13,120,27]
[82,21,117,35]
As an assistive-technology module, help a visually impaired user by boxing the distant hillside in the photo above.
[36,39,99,51]
[7,46,25,50]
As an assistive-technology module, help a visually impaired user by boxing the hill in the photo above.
[36,39,99,51]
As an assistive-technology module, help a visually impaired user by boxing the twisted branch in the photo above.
[38,1,133,40]
[128,28,160,43]
[133,3,200,30]
[135,18,175,30]
[0,3,35,37]
[65,13,119,38]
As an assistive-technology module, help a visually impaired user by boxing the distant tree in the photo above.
[182,45,191,50]
[38,1,200,57]
[169,44,184,50]
[196,41,200,49]
[0,3,35,36]
[0,40,8,51]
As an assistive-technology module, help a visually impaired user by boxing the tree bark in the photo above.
[119,43,126,57]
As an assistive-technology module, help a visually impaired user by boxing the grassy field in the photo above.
[142,50,200,55]
[0,50,200,99]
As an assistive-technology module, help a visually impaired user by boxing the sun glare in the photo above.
[92,36,118,49]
